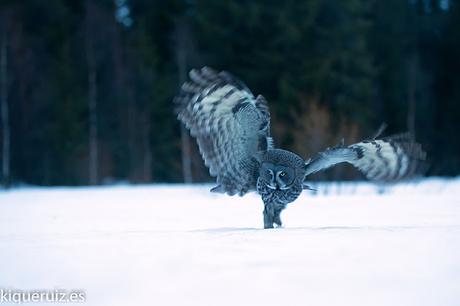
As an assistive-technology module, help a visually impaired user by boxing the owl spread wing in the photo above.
[175,67,273,196]
[304,133,427,181]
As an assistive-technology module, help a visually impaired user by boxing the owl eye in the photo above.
[279,171,286,177]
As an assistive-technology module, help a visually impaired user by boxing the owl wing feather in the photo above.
[175,67,273,196]
[304,133,427,181]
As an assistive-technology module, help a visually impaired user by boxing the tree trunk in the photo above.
[180,125,192,183]
[407,54,417,137]
[141,112,152,182]
[86,17,98,185]
[175,19,193,184]
[1,30,10,188]
[88,61,98,185]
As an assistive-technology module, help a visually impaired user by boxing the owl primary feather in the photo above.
[174,67,426,229]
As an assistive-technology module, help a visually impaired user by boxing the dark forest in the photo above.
[0,0,459,186]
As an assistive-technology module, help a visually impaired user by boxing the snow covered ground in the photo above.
[0,178,459,306]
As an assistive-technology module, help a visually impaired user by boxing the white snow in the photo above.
[0,178,459,306]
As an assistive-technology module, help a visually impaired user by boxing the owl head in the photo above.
[258,149,306,190]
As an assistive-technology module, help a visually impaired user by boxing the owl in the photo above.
[175,67,426,229]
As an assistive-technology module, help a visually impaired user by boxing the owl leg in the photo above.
[273,208,284,227]
[263,203,275,229]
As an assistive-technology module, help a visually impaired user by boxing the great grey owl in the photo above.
[175,67,426,229]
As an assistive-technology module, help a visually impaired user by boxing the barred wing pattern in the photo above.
[175,67,273,196]
[304,134,427,181]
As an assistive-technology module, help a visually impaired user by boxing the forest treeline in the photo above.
[0,0,459,186]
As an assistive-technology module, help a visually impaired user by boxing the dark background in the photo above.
[0,0,459,186]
